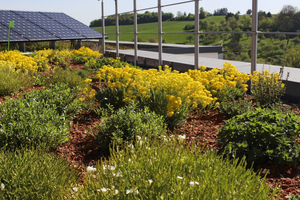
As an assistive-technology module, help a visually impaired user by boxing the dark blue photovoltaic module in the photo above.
[0,10,104,43]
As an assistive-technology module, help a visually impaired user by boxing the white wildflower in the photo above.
[177,176,183,179]
[126,189,133,194]
[128,144,134,149]
[178,135,186,140]
[1,183,4,190]
[103,165,116,170]
[128,158,132,162]
[136,135,142,140]
[72,187,79,192]
[114,189,119,195]
[100,187,110,192]
[148,179,153,184]
[113,172,122,177]
[189,181,199,187]
[134,189,139,194]
[87,166,97,173]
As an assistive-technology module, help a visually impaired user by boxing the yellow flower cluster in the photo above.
[188,62,250,94]
[80,78,96,101]
[0,60,15,72]
[0,50,38,72]
[251,70,284,88]
[72,47,103,58]
[96,65,214,117]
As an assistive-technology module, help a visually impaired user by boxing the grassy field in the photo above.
[93,16,226,44]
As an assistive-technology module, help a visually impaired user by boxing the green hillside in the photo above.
[93,16,225,44]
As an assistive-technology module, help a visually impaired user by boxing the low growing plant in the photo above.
[0,148,78,199]
[251,68,288,107]
[94,104,166,153]
[219,98,254,117]
[0,67,34,96]
[217,108,300,166]
[0,84,82,150]
[77,138,279,199]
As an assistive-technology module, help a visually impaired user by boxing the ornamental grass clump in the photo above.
[0,65,34,96]
[95,65,214,129]
[0,148,78,199]
[250,68,288,107]
[217,108,300,166]
[77,138,279,199]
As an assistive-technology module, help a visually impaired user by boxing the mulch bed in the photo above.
[1,68,300,199]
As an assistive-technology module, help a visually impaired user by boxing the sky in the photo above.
[1,0,298,26]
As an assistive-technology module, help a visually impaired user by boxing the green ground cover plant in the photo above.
[77,138,279,199]
[217,108,300,166]
[0,84,82,150]
[0,67,34,96]
[94,104,166,153]
[0,148,78,199]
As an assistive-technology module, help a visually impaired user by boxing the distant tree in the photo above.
[177,11,183,18]
[183,23,194,30]
[200,7,206,19]
[214,8,228,16]
[184,12,187,16]
[225,12,235,21]
[293,36,300,47]
[199,20,208,31]
[246,9,252,15]
[186,35,193,43]
[234,12,240,21]
[266,12,272,18]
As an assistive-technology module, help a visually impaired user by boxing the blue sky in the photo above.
[1,0,298,26]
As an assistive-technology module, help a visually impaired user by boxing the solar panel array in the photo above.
[0,10,104,43]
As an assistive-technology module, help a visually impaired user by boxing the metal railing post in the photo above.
[158,0,163,67]
[101,0,105,55]
[115,0,119,57]
[194,0,199,70]
[134,0,138,66]
[251,0,258,74]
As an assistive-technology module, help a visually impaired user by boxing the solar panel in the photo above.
[15,11,83,40]
[0,23,28,42]
[0,10,59,41]
[0,10,105,44]
[43,12,104,39]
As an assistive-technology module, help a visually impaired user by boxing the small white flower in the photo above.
[189,181,199,187]
[114,189,119,195]
[128,158,132,162]
[100,187,110,192]
[113,172,122,177]
[148,179,153,184]
[177,176,183,179]
[103,165,116,170]
[72,187,79,192]
[134,189,139,194]
[128,144,134,149]
[126,189,133,194]
[146,147,151,150]
[87,166,97,173]
[1,183,4,190]
[136,135,142,140]
[178,135,186,140]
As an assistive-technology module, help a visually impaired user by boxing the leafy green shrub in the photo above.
[42,68,86,89]
[0,84,82,150]
[0,68,34,96]
[219,98,254,117]
[217,108,300,166]
[95,86,126,110]
[0,149,78,199]
[77,138,279,199]
[94,104,166,153]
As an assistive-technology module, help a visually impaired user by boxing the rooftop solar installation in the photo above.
[43,12,103,39]
[0,23,28,42]
[0,10,104,43]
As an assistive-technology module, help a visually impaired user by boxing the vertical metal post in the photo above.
[134,0,138,66]
[194,0,199,70]
[251,0,258,74]
[115,0,119,57]
[101,0,105,55]
[158,0,163,67]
